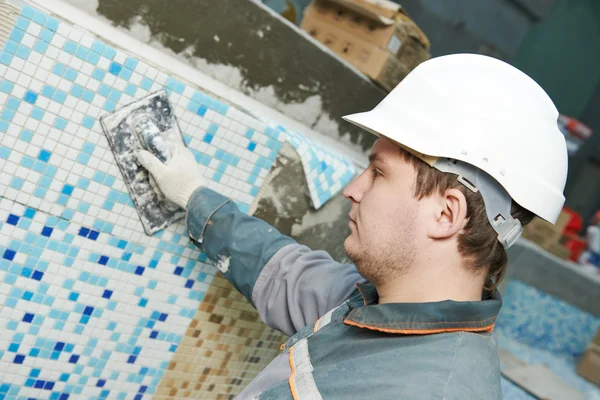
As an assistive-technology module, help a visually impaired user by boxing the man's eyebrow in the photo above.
[368,153,386,164]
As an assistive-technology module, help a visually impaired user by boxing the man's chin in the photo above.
[343,238,358,263]
[343,236,352,252]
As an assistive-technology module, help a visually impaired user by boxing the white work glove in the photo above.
[136,140,205,210]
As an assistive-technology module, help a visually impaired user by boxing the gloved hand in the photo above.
[137,140,205,210]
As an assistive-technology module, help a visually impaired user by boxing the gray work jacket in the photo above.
[186,187,503,399]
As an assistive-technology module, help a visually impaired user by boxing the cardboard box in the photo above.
[303,2,401,54]
[367,50,411,92]
[393,17,431,70]
[302,15,410,90]
[522,211,570,250]
[593,330,600,346]
[328,0,402,21]
[577,330,600,386]
[323,0,430,49]
[547,241,571,260]
[304,1,429,56]
[301,0,430,86]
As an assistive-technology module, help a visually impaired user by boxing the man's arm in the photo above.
[136,141,362,337]
[186,187,364,337]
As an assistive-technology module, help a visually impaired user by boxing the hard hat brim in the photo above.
[342,109,566,224]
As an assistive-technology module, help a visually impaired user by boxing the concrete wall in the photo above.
[87,0,386,152]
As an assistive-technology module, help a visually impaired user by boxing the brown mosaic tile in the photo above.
[155,273,286,398]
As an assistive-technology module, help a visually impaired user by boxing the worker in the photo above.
[137,54,568,399]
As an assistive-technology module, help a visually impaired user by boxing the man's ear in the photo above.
[427,188,468,240]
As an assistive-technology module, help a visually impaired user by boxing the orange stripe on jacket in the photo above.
[313,316,323,333]
[344,318,495,334]
[288,347,299,400]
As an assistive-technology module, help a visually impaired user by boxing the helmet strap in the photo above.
[433,158,523,249]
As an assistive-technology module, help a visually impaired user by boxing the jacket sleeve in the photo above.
[186,187,364,336]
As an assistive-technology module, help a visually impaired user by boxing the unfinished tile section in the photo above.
[271,125,356,209]
[244,110,357,209]
[0,2,352,399]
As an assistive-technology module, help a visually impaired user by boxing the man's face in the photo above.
[343,137,422,284]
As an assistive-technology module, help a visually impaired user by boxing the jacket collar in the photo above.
[344,282,502,335]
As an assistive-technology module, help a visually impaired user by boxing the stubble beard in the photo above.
[345,222,417,286]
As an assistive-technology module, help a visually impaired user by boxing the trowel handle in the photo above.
[135,117,171,163]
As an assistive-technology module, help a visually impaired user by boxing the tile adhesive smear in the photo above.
[101,90,186,235]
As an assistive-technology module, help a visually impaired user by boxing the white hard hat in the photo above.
[343,54,568,228]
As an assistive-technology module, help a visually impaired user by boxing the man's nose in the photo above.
[343,169,369,203]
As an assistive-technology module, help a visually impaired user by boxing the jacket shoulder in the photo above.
[441,332,502,400]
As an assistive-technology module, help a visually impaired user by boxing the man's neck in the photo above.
[376,253,486,304]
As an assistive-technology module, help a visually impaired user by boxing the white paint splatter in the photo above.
[213,35,220,43]
[124,16,153,42]
[257,30,264,38]
[216,255,230,273]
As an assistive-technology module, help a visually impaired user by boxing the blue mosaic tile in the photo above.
[108,61,122,76]
[9,28,24,43]
[34,39,48,54]
[496,280,600,358]
[0,79,15,93]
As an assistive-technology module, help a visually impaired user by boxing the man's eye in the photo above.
[371,168,381,179]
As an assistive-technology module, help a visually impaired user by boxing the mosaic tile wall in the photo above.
[0,2,353,398]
